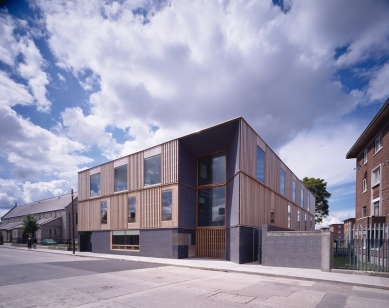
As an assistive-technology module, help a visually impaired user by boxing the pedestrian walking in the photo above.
[27,238,32,249]
[33,238,37,249]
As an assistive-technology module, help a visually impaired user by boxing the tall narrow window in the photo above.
[372,166,380,187]
[198,186,225,226]
[307,195,310,212]
[375,135,382,154]
[256,147,265,183]
[310,217,313,228]
[363,149,368,164]
[114,165,127,192]
[373,201,380,216]
[144,154,161,186]
[280,169,285,196]
[287,205,291,228]
[297,210,300,229]
[362,206,367,217]
[90,173,101,197]
[304,214,307,231]
[362,178,367,193]
[101,201,108,224]
[300,189,304,208]
[292,181,296,203]
[128,196,136,223]
[198,152,226,186]
[270,211,275,224]
[162,190,172,221]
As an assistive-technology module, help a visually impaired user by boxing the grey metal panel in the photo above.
[178,184,196,228]
[226,173,240,227]
[178,141,196,187]
[226,121,240,181]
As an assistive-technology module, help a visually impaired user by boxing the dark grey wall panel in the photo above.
[140,229,173,258]
[178,141,196,187]
[226,122,240,180]
[228,226,240,263]
[178,185,197,228]
[226,174,240,227]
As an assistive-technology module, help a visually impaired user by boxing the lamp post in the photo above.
[71,188,75,254]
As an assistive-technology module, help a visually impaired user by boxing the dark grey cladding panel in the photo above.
[178,184,197,228]
[226,121,240,180]
[228,226,240,263]
[140,229,173,258]
[178,141,197,187]
[226,174,240,227]
[91,230,111,254]
[178,118,240,158]
[228,226,257,264]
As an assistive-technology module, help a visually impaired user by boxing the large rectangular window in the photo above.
[198,152,226,186]
[128,196,136,223]
[112,230,139,250]
[101,201,107,224]
[256,147,265,183]
[114,165,128,192]
[287,205,291,228]
[162,190,172,221]
[292,181,296,203]
[144,154,161,186]
[198,186,225,227]
[300,189,304,207]
[280,169,285,195]
[90,173,101,197]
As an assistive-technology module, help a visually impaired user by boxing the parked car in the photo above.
[41,239,57,245]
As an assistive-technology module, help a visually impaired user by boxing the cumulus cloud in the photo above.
[367,63,389,102]
[318,209,355,229]
[22,179,71,203]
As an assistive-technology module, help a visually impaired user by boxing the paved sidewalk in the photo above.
[1,243,389,290]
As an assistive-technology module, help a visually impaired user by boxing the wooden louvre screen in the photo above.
[196,229,226,259]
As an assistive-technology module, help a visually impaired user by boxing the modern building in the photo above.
[346,98,389,226]
[0,193,78,244]
[329,223,344,241]
[77,117,315,263]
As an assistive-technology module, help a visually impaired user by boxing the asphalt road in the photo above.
[0,248,388,308]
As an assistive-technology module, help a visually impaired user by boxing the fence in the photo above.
[333,223,389,272]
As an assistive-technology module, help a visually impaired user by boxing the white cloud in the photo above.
[367,63,389,102]
[22,179,71,203]
[318,209,355,229]
[0,71,34,107]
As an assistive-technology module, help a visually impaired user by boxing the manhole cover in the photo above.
[208,292,255,304]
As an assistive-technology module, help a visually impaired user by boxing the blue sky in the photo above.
[1,0,389,226]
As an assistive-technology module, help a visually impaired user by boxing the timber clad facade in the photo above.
[78,117,315,263]
[347,98,389,226]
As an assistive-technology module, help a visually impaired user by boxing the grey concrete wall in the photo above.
[262,225,322,269]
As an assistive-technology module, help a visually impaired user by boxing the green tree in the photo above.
[22,214,39,237]
[301,177,331,224]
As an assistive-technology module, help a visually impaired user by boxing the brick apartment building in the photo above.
[329,223,344,241]
[343,218,355,240]
[346,98,389,226]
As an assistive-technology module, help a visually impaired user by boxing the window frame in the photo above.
[144,154,162,186]
[362,178,367,193]
[101,200,108,225]
[280,169,285,196]
[162,190,173,221]
[374,135,382,154]
[114,164,128,192]
[256,146,265,183]
[307,195,310,212]
[128,196,136,223]
[197,151,226,187]
[90,172,101,197]
[287,205,291,228]
[371,165,381,187]
[300,189,304,208]
[111,230,140,251]
[292,181,296,203]
[363,149,368,164]
[362,206,367,217]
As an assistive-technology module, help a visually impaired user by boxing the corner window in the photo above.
[112,230,139,250]
[292,181,296,203]
[307,195,310,211]
[101,201,108,224]
[198,186,225,227]
[300,189,304,208]
[362,178,367,193]
[280,169,285,196]
[198,152,226,186]
[128,196,136,223]
[287,205,291,228]
[371,166,381,187]
[375,135,382,154]
[90,173,101,197]
[162,190,172,221]
[144,155,161,186]
[114,165,128,192]
[256,147,265,183]
[363,149,368,164]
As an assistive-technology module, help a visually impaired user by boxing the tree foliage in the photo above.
[22,214,39,236]
[301,177,331,224]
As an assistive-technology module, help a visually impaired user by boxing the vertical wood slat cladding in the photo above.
[196,229,225,259]
[79,198,102,231]
[240,120,257,178]
[78,171,89,201]
[128,152,143,191]
[114,157,128,168]
[265,149,279,192]
[141,187,162,228]
[144,146,161,159]
[101,162,114,196]
[110,193,127,229]
[162,140,178,185]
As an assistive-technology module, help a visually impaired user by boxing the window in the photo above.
[372,166,381,187]
[270,211,275,224]
[128,196,136,223]
[300,189,304,208]
[112,230,139,250]
[304,214,307,231]
[90,173,101,197]
[307,195,310,212]
[144,155,161,186]
[310,217,313,228]
[362,178,367,193]
[375,135,382,154]
[54,228,57,236]
[114,165,128,192]
[256,147,265,183]
[162,190,172,221]
[49,228,52,235]
[292,181,296,203]
[101,201,108,224]
[198,186,225,227]
[287,205,291,228]
[297,210,300,229]
[198,152,226,186]
[280,169,285,195]
[362,206,366,217]
[373,201,380,216]
[363,149,368,164]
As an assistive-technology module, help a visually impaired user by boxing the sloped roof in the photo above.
[2,192,78,219]
[0,221,23,230]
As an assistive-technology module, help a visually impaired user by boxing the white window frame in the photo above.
[287,205,291,228]
[372,198,380,216]
[362,178,367,193]
[374,135,382,154]
[371,165,381,187]
[363,149,368,164]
